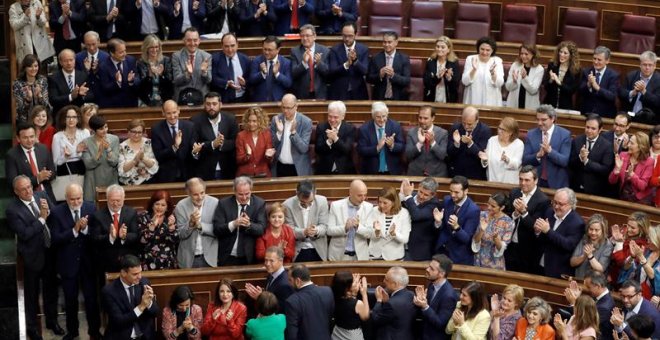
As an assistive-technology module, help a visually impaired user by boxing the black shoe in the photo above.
[27,329,43,340]
[46,322,66,335]
[63,333,79,340]
[89,331,103,340]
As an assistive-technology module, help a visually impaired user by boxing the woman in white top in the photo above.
[462,36,504,106]
[357,187,410,261]
[478,117,523,184]
[51,105,90,200]
[505,44,544,109]
[118,119,159,185]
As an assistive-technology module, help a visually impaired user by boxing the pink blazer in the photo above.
[650,155,660,207]
[608,152,654,201]
[161,304,204,340]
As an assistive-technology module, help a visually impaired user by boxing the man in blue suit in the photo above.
[619,51,660,123]
[151,100,197,183]
[96,38,140,108]
[357,101,404,175]
[285,264,334,340]
[523,105,572,189]
[400,177,442,261]
[579,46,620,118]
[270,94,313,176]
[328,21,369,100]
[533,188,584,278]
[211,33,250,103]
[50,184,101,340]
[581,272,615,340]
[612,280,660,340]
[447,106,490,180]
[435,176,480,266]
[367,31,411,101]
[249,36,292,102]
[413,254,458,340]
[239,0,276,37]
[316,0,358,35]
[273,0,314,35]
[76,31,108,97]
[371,266,416,340]
[168,0,206,40]
[245,246,295,313]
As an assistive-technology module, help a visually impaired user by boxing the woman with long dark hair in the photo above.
[12,54,51,123]
[472,192,514,270]
[330,271,369,340]
[461,36,504,106]
[446,281,491,339]
[201,278,247,340]
[138,190,179,270]
[543,41,581,110]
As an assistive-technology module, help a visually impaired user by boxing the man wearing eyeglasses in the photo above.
[327,21,369,100]
[602,112,632,155]
[270,93,312,177]
[249,35,292,102]
[290,24,330,100]
[610,280,660,339]
[284,179,329,262]
[619,51,660,124]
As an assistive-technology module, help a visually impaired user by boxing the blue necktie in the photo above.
[633,77,650,113]
[378,127,387,172]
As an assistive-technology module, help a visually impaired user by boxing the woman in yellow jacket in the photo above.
[446,281,491,340]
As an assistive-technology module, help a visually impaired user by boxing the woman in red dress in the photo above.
[255,203,295,263]
[235,106,276,178]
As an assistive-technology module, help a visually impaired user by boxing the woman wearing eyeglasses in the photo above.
[118,119,159,185]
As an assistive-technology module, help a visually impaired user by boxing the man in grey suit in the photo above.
[171,27,212,105]
[270,94,313,177]
[327,179,373,261]
[406,105,449,177]
[290,24,330,100]
[284,180,329,262]
[175,178,219,268]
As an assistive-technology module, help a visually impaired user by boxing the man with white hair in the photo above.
[357,101,404,175]
[371,266,416,339]
[619,50,660,122]
[175,177,219,268]
[315,100,356,174]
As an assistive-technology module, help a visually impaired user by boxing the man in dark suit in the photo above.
[245,246,295,312]
[435,176,480,266]
[316,0,358,35]
[168,0,206,40]
[400,177,442,261]
[6,123,57,202]
[290,24,330,99]
[367,31,411,101]
[357,101,404,175]
[285,264,335,340]
[191,92,238,180]
[211,33,251,103]
[619,51,660,124]
[447,106,490,180]
[76,31,109,96]
[328,21,369,100]
[49,183,102,340]
[523,105,572,189]
[101,254,160,340]
[49,0,86,53]
[151,100,196,183]
[49,49,94,114]
[413,255,458,340]
[569,114,614,196]
[249,36,292,102]
[406,105,449,177]
[314,100,356,174]
[533,188,584,278]
[90,184,139,274]
[123,0,170,41]
[371,266,416,340]
[602,112,632,155]
[7,175,61,340]
[205,0,240,34]
[504,165,550,274]
[272,0,314,35]
[576,272,615,340]
[96,38,140,108]
[611,280,660,339]
[238,0,276,37]
[579,46,620,118]
[89,0,128,41]
[213,176,266,266]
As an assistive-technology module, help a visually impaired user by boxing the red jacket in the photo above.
[235,129,274,178]
[201,301,247,340]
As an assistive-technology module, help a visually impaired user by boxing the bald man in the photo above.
[50,183,102,339]
[446,106,490,180]
[49,48,94,113]
[327,179,373,260]
[151,100,197,182]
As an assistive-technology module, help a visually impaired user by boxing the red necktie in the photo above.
[291,0,299,29]
[27,149,44,191]
[63,10,72,40]
[190,54,195,70]
[308,54,314,93]
[113,213,120,236]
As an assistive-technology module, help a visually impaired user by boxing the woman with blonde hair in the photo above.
[478,117,523,184]
[505,44,544,109]
[489,284,524,340]
[137,34,173,106]
[358,187,411,261]
[255,203,296,263]
[610,211,650,287]
[554,294,599,340]
[80,103,98,134]
[235,106,276,177]
[118,119,159,185]
[423,36,460,103]
[609,131,655,205]
[543,40,581,110]
[570,214,613,279]
[622,225,660,299]
[514,296,555,340]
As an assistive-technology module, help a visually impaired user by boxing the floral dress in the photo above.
[138,212,179,270]
[472,211,514,270]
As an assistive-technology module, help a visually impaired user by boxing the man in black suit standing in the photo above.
[191,92,239,180]
[49,49,94,114]
[285,264,335,340]
[371,266,416,340]
[211,33,251,103]
[151,100,196,183]
[579,46,620,118]
[327,21,369,100]
[602,112,633,155]
[245,246,295,312]
[570,114,614,196]
[213,176,266,266]
[49,0,86,53]
[367,31,411,101]
[6,175,61,340]
[447,106,490,180]
[504,165,550,274]
[413,254,458,340]
[101,254,160,340]
[50,183,102,340]
[400,177,442,261]
[314,100,356,174]
[619,51,660,123]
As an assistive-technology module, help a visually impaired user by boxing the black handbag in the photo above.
[178,87,204,106]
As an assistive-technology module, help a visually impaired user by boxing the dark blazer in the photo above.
[248,55,292,102]
[290,43,330,99]
[50,201,97,278]
[357,119,404,175]
[435,196,480,265]
[371,288,416,340]
[6,191,52,271]
[405,125,449,177]
[423,58,459,103]
[543,62,580,110]
[314,121,356,174]
[619,70,660,117]
[522,125,572,189]
[272,0,314,35]
[285,284,334,340]
[446,121,490,180]
[238,0,276,37]
[367,50,411,100]
[328,42,369,100]
[402,195,442,261]
[75,50,109,96]
[75,50,110,72]
[48,69,94,114]
[204,0,240,34]
[168,0,207,39]
[315,0,358,35]
[190,111,239,180]
[5,144,57,202]
[537,209,585,278]
[596,292,615,340]
[96,56,141,108]
[420,281,457,340]
[504,187,550,274]
[267,270,295,313]
[102,277,160,340]
[569,135,614,196]
[151,119,196,183]
[601,130,629,154]
[122,0,170,41]
[213,194,266,265]
[89,0,130,41]
[623,299,660,339]
[49,0,86,51]
[579,66,620,118]
[90,206,139,273]
[211,51,251,103]
[136,57,174,105]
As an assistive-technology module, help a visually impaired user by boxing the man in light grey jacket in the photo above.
[175,177,219,268]
[284,179,329,262]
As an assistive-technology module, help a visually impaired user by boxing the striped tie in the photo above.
[67,74,74,91]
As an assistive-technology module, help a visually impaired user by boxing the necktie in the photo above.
[74,209,80,222]
[587,139,594,152]
[385,55,393,99]
[31,201,51,248]
[308,52,315,93]
[227,57,236,85]
[29,200,40,218]
[541,131,549,181]
[378,127,387,172]
[130,285,143,336]
[171,125,177,139]
[67,74,74,91]
[426,284,435,303]
[454,204,461,215]
[625,310,636,321]
[633,77,650,113]
[266,60,274,101]
[189,53,195,70]
[113,213,119,236]
[27,149,44,191]
[116,61,123,74]
[236,204,247,257]
[90,55,95,66]
[291,0,299,29]
[595,71,601,84]
[265,274,274,290]
[63,5,72,40]
[240,204,247,215]
[107,0,115,39]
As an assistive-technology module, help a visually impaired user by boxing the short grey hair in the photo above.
[388,266,409,287]
[84,30,100,42]
[594,46,611,60]
[556,187,577,209]
[234,176,253,190]
[106,184,125,197]
[12,174,31,188]
[419,177,438,193]
[640,51,658,64]
[536,104,557,120]
[523,297,552,324]
[299,24,316,35]
[371,101,389,118]
[185,177,206,192]
[327,101,347,116]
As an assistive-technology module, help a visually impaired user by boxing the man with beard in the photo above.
[413,254,457,340]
